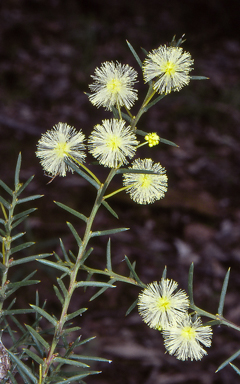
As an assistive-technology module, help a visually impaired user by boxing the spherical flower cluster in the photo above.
[143,45,194,94]
[88,119,139,168]
[122,158,168,205]
[162,314,213,361]
[138,278,213,361]
[36,122,86,177]
[89,61,138,110]
[138,279,189,330]
[145,132,160,147]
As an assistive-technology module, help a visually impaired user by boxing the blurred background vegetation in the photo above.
[1,0,240,383]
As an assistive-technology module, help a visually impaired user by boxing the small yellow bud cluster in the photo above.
[145,132,160,147]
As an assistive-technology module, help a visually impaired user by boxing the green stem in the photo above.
[103,185,129,200]
[130,87,156,130]
[41,168,117,381]
[191,304,240,332]
[81,264,146,288]
[0,189,19,313]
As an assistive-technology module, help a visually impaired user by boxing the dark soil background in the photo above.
[1,0,240,383]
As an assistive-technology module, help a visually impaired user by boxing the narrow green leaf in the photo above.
[190,75,209,80]
[78,336,96,346]
[188,263,194,306]
[81,247,93,264]
[10,232,25,242]
[91,227,129,238]
[16,367,32,384]
[117,168,160,175]
[3,318,16,343]
[170,35,185,48]
[0,262,7,272]
[65,335,82,354]
[89,279,116,301]
[29,304,57,326]
[55,201,87,222]
[6,371,18,384]
[6,280,39,297]
[14,153,22,190]
[71,354,111,363]
[11,253,52,267]
[53,251,61,262]
[16,175,35,196]
[66,307,88,322]
[59,238,71,263]
[162,266,167,279]
[11,215,30,229]
[23,349,44,365]
[69,250,76,261]
[141,46,149,56]
[124,256,142,284]
[0,196,10,210]
[9,313,26,333]
[25,324,50,352]
[160,137,179,147]
[12,208,37,222]
[8,350,38,384]
[56,371,101,384]
[57,278,68,298]
[66,222,82,246]
[135,128,147,137]
[75,281,116,289]
[62,326,81,335]
[229,363,240,375]
[102,200,119,219]
[216,348,240,372]
[0,180,13,195]
[218,268,230,316]
[106,238,112,271]
[53,285,64,304]
[17,195,43,204]
[65,159,100,189]
[6,297,16,310]
[205,319,222,327]
[54,357,89,368]
[126,40,142,68]
[143,94,166,111]
[37,259,70,274]
[3,309,35,315]
[10,241,35,255]
[125,298,138,316]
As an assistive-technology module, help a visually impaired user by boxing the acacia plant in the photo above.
[1,36,240,383]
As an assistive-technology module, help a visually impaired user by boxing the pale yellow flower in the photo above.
[143,45,194,94]
[138,279,189,329]
[88,119,139,168]
[89,61,138,110]
[36,122,86,177]
[122,158,168,205]
[162,314,212,361]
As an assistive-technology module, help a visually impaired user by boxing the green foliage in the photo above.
[0,39,238,383]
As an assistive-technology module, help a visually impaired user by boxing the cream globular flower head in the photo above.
[162,314,213,361]
[122,158,168,205]
[36,122,86,177]
[88,119,139,168]
[143,45,194,94]
[89,61,138,110]
[138,279,189,330]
